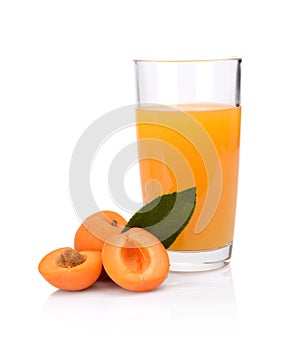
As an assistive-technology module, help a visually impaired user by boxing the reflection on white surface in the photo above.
[42,265,238,331]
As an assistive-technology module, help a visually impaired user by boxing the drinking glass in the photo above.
[134,58,241,272]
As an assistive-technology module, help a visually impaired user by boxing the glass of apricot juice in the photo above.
[134,58,242,272]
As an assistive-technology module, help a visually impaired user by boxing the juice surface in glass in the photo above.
[136,104,241,251]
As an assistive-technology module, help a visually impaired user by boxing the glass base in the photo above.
[168,243,232,272]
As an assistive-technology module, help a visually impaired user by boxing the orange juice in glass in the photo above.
[134,59,242,272]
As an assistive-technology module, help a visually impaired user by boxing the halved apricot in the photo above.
[102,227,170,292]
[38,247,102,291]
[74,210,126,252]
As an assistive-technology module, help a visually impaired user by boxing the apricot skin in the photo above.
[38,247,102,291]
[74,211,126,252]
[102,228,170,292]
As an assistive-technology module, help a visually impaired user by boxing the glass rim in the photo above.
[134,57,242,63]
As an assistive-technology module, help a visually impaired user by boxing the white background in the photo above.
[1,0,290,349]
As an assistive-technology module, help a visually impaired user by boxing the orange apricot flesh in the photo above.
[102,228,170,292]
[38,247,102,291]
[74,210,126,252]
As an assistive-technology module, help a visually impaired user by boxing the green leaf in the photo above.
[122,187,196,249]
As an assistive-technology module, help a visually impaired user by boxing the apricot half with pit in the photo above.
[38,247,102,291]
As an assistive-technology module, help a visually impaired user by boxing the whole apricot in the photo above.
[74,210,126,252]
